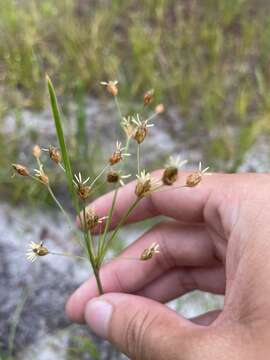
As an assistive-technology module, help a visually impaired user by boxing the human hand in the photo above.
[66,171,270,359]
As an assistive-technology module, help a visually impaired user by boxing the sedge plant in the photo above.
[11,76,209,295]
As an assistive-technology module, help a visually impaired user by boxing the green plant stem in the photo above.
[47,75,80,215]
[36,156,42,171]
[58,162,66,173]
[98,187,119,260]
[102,198,140,259]
[82,203,94,255]
[30,175,85,249]
[47,185,73,228]
[137,143,141,174]
[49,251,87,260]
[82,200,104,294]
[90,164,109,188]
[114,96,122,121]
[93,267,104,295]
[124,136,131,154]
[145,111,159,123]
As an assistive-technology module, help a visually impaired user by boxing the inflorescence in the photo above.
[12,78,209,295]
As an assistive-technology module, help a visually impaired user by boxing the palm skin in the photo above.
[66,172,270,359]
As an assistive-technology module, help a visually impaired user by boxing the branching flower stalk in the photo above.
[97,187,119,265]
[11,75,209,299]
[101,197,141,259]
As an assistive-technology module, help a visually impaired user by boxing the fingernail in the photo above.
[85,298,112,339]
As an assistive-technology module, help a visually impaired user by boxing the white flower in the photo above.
[115,141,131,157]
[26,241,49,263]
[186,162,210,187]
[100,80,118,96]
[34,166,49,185]
[140,242,160,261]
[109,141,131,165]
[198,161,210,175]
[100,80,118,86]
[119,173,131,186]
[135,170,162,198]
[73,172,90,187]
[165,155,187,169]
[131,114,154,129]
[121,116,135,138]
[131,114,154,144]
[106,170,131,186]
[85,208,108,230]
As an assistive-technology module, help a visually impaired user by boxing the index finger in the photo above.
[81,170,228,231]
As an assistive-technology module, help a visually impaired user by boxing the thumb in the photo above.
[84,293,202,359]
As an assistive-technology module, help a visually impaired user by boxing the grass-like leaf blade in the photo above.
[46,75,79,211]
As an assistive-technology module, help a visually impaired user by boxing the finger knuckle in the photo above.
[125,308,159,359]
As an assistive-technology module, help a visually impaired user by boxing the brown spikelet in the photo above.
[186,172,202,187]
[109,152,122,166]
[162,167,178,186]
[133,125,148,144]
[12,164,30,177]
[32,145,41,159]
[77,184,91,200]
[49,146,61,163]
[143,89,154,105]
[107,171,119,183]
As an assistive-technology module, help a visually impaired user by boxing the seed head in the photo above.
[42,145,62,163]
[107,170,131,186]
[140,242,160,261]
[12,163,29,177]
[32,145,42,159]
[74,173,91,200]
[78,184,91,200]
[121,116,135,139]
[162,167,178,186]
[155,103,165,114]
[107,170,119,183]
[162,156,187,186]
[85,208,100,230]
[84,208,107,231]
[134,125,148,144]
[132,114,154,144]
[108,141,130,166]
[26,241,49,262]
[186,162,210,187]
[100,80,118,96]
[143,89,154,105]
[135,170,161,198]
[34,167,49,185]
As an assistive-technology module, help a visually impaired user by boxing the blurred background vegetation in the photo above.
[1,0,270,202]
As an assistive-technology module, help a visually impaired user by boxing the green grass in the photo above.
[2,0,270,202]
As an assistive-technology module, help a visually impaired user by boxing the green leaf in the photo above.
[68,336,100,360]
[46,75,79,212]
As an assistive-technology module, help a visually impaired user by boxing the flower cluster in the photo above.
[26,241,49,262]
[12,77,210,299]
